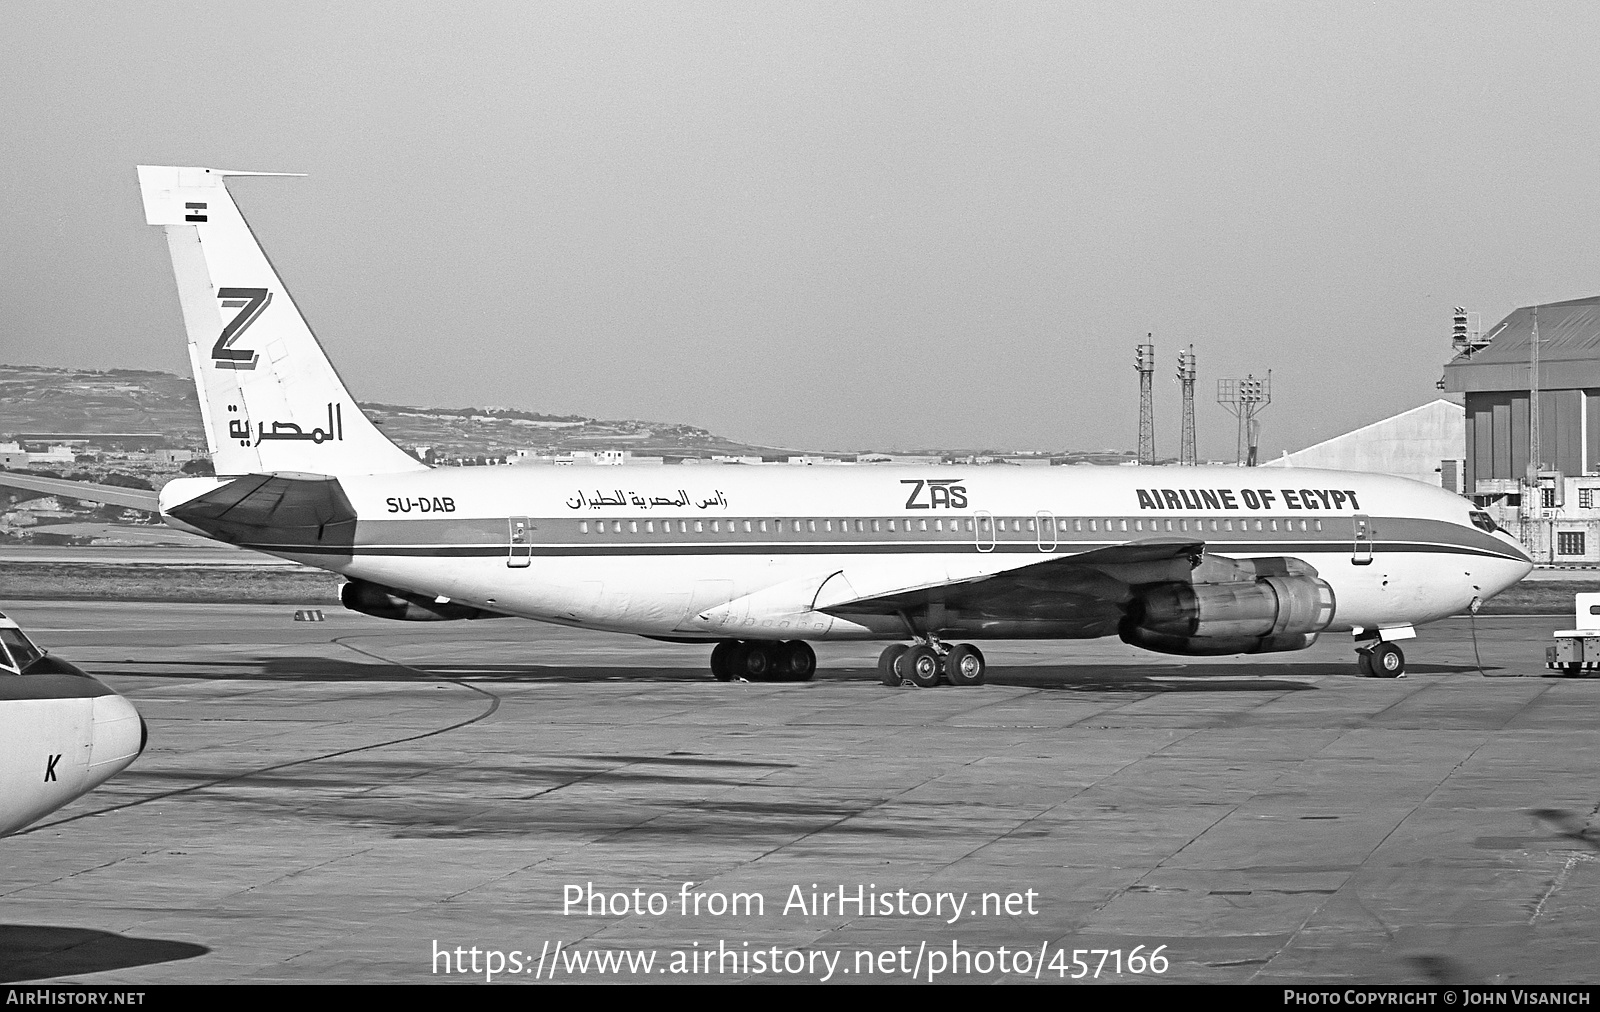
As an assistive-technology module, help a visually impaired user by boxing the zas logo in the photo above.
[212,287,272,370]
[901,478,968,509]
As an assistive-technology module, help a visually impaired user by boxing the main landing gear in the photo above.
[709,639,816,682]
[877,640,987,688]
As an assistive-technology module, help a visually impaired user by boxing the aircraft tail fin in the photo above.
[137,166,427,477]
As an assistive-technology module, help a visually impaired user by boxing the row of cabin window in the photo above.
[576,517,1328,535]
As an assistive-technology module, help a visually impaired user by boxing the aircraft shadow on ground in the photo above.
[93,656,1489,690]
[0,924,208,983]
[1531,807,1600,851]
[94,764,1600,846]
[108,760,933,839]
[991,661,1491,690]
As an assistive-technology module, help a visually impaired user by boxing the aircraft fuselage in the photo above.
[161,463,1531,643]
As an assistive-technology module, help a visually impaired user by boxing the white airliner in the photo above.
[0,612,145,837]
[11,165,1537,688]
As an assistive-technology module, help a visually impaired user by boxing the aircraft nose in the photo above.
[1497,531,1535,571]
[1482,532,1535,597]
[86,693,144,788]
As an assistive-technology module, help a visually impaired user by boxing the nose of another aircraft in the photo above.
[87,692,144,789]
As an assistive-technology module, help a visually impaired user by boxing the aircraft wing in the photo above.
[819,538,1207,631]
[0,471,160,513]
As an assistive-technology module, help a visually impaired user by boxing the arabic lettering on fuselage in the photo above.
[226,403,345,448]
[1136,487,1363,512]
[564,489,728,510]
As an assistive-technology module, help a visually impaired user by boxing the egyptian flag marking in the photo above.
[185,201,208,222]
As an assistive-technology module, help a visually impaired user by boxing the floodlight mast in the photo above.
[1216,371,1271,466]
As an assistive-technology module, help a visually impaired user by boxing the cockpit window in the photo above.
[0,627,43,672]
[1470,510,1503,535]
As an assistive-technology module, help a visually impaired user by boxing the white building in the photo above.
[27,444,77,466]
[1261,399,1466,491]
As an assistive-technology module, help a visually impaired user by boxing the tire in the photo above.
[946,643,986,686]
[733,641,777,681]
[1370,641,1406,678]
[776,640,816,682]
[877,644,908,686]
[1564,662,1585,678]
[710,640,736,682]
[904,644,942,688]
[1356,650,1374,677]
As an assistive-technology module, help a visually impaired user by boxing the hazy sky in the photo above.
[5,2,1600,458]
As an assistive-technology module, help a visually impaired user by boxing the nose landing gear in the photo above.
[1356,639,1406,678]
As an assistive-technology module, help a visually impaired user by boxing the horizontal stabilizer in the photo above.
[0,472,160,513]
[165,472,357,550]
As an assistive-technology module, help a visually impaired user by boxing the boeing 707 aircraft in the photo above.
[9,166,1537,687]
[0,611,145,837]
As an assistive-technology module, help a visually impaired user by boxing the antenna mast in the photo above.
[1135,338,1156,465]
[1177,345,1197,465]
[1524,305,1542,558]
[1528,305,1541,486]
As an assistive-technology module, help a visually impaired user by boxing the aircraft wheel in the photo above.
[1356,649,1374,677]
[946,644,986,686]
[710,640,737,681]
[776,640,816,682]
[1370,642,1406,678]
[732,640,777,681]
[904,644,942,688]
[877,644,908,686]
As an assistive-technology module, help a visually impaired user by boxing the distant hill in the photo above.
[0,364,808,460]
[0,366,205,444]
[0,364,1138,463]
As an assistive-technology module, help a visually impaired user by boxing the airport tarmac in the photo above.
[2,601,1597,985]
[0,544,301,567]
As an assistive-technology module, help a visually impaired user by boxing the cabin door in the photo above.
[1036,511,1059,552]
[1352,514,1374,566]
[973,511,995,553]
[507,516,533,568]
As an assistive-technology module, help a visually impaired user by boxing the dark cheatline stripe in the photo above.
[322,513,1522,563]
[0,672,118,701]
[243,539,1523,563]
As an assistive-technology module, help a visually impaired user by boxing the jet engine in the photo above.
[340,579,505,622]
[1120,555,1335,656]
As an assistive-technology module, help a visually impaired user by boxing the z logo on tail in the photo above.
[212,287,272,370]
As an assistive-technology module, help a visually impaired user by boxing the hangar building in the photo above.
[1441,295,1600,562]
